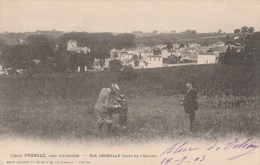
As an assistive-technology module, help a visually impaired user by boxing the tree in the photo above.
[234,29,240,34]
[226,35,230,40]
[153,48,161,55]
[0,45,30,69]
[132,54,138,59]
[113,52,119,58]
[91,44,110,67]
[57,32,135,69]
[109,59,122,72]
[152,30,158,34]
[164,41,173,50]
[241,26,249,33]
[113,33,135,49]
[217,29,222,34]
[218,32,260,65]
[246,35,252,40]
[0,39,7,65]
[27,35,55,61]
[0,39,7,50]
[178,43,185,49]
[132,55,139,67]
[185,30,196,35]
[248,27,254,33]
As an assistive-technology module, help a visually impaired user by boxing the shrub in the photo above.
[117,66,140,82]
[109,59,122,72]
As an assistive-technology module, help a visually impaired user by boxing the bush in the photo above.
[117,66,140,81]
[109,59,122,72]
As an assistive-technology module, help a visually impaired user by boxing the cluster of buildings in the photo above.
[0,37,245,75]
[108,40,245,69]
[64,35,247,71]
[69,37,245,71]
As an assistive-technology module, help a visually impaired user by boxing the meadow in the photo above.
[0,64,259,100]
[0,64,259,140]
[0,95,259,141]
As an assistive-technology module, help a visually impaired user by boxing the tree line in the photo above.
[219,32,260,66]
[0,32,135,72]
[234,26,254,34]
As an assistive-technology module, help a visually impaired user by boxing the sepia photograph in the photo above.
[0,0,259,164]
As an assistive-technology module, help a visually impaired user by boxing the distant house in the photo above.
[110,48,123,57]
[197,46,210,53]
[189,43,201,48]
[181,53,197,63]
[67,40,90,54]
[213,41,225,47]
[234,36,240,40]
[197,52,217,64]
[183,47,197,53]
[32,59,41,65]
[211,46,228,57]
[146,55,163,68]
[66,40,91,71]
[120,52,133,62]
[161,49,171,58]
[163,55,180,64]
[227,43,244,53]
[122,48,135,54]
[94,58,110,70]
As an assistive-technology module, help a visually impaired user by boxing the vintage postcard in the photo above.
[0,0,259,165]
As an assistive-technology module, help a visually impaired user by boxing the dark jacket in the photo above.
[183,87,198,113]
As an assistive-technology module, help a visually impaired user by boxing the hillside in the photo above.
[0,64,259,140]
[134,33,252,46]
[0,64,259,101]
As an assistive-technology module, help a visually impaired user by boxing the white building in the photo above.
[161,49,171,58]
[234,36,240,40]
[146,55,163,68]
[67,40,90,54]
[197,52,217,64]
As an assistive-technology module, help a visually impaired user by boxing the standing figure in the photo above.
[95,83,121,133]
[181,80,198,132]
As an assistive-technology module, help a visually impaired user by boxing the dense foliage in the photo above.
[219,32,260,65]
[0,32,135,71]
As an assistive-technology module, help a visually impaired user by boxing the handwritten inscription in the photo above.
[160,138,259,165]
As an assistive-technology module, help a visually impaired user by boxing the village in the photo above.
[0,33,246,75]
[92,36,244,71]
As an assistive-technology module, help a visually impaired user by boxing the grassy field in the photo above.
[0,64,259,140]
[0,64,259,100]
[0,95,259,140]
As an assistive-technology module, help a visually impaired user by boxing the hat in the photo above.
[187,80,194,85]
[111,83,120,95]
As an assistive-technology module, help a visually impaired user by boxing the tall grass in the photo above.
[0,96,259,140]
[0,64,259,101]
[0,64,259,140]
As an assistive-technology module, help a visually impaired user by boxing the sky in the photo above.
[0,0,259,33]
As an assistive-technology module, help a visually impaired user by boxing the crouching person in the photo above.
[95,83,121,133]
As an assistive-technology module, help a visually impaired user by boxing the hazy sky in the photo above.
[0,0,259,33]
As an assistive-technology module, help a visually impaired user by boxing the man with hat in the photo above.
[180,80,198,132]
[95,83,121,132]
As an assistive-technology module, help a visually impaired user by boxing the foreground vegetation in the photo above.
[0,64,259,140]
[0,64,259,100]
[0,95,259,140]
